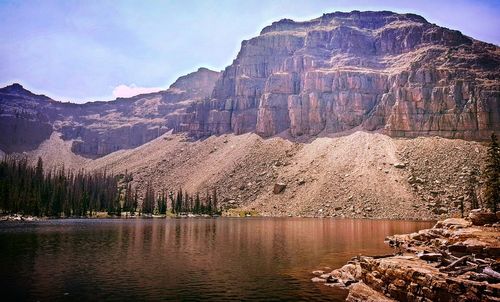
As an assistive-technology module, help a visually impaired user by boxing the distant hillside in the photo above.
[0,68,220,157]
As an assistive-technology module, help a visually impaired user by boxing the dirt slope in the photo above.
[81,131,486,219]
[13,132,89,171]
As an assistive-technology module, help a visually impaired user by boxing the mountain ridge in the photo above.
[1,10,499,158]
[0,68,221,156]
[179,10,499,140]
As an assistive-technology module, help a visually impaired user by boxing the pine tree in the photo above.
[0,157,122,217]
[194,192,201,214]
[133,190,138,215]
[176,189,183,213]
[206,188,212,215]
[108,187,121,215]
[158,191,167,214]
[35,157,43,181]
[142,183,155,214]
[123,183,133,214]
[184,191,189,212]
[484,133,500,212]
[169,191,175,214]
[212,188,218,214]
[466,170,479,210]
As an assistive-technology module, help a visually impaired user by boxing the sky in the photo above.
[0,0,499,103]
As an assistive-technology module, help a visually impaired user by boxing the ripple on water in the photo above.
[0,218,433,301]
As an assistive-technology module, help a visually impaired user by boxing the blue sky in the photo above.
[1,0,499,103]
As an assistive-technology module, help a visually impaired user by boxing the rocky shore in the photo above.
[0,214,41,222]
[312,211,500,301]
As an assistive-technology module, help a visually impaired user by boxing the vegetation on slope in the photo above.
[0,157,220,217]
[484,133,500,213]
[0,157,120,217]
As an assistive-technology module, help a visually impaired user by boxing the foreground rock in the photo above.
[313,215,500,301]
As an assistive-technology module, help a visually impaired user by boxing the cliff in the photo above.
[2,11,499,158]
[181,11,500,140]
[0,68,220,157]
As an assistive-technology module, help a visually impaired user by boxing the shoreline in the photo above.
[311,211,500,301]
[0,213,219,222]
[0,213,437,222]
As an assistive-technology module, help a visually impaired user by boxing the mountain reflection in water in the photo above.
[0,218,434,301]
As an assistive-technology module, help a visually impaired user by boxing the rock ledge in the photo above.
[312,215,500,301]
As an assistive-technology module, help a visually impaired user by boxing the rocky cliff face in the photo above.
[0,68,220,157]
[0,84,54,153]
[181,11,500,140]
[2,11,499,158]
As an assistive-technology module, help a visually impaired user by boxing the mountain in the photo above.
[0,68,220,156]
[2,11,499,157]
[180,11,499,140]
[1,10,498,219]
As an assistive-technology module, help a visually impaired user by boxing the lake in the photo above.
[0,218,433,301]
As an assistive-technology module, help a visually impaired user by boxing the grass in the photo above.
[223,209,260,217]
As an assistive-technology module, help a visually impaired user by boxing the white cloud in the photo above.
[112,84,164,98]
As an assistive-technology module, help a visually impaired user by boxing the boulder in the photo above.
[434,218,472,229]
[346,282,396,302]
[311,277,326,283]
[273,183,287,194]
[469,211,498,226]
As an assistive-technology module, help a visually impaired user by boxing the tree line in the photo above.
[0,156,220,217]
[0,157,120,217]
[141,185,219,216]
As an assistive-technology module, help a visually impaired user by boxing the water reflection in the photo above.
[0,218,433,301]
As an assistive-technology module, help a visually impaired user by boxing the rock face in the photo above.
[181,11,500,140]
[0,68,220,157]
[0,84,54,153]
[314,218,500,301]
[2,11,499,158]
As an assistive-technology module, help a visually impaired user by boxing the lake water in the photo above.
[0,218,433,301]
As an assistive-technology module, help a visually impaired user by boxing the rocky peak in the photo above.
[168,67,220,95]
[1,83,25,92]
[260,18,306,34]
[260,11,429,35]
[0,83,44,99]
[316,10,428,28]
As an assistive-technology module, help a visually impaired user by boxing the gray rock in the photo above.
[311,277,326,283]
[273,183,287,194]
